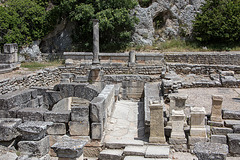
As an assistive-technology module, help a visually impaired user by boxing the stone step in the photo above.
[124,156,171,160]
[0,64,11,69]
[105,139,144,149]
[224,120,240,127]
[145,145,170,159]
[0,67,13,74]
[123,145,147,156]
[99,149,123,160]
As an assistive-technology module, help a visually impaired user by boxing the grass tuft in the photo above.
[21,60,64,71]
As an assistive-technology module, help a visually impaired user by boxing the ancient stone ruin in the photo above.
[1,21,240,160]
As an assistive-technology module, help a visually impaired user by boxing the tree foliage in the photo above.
[193,0,240,44]
[0,0,47,47]
[49,0,138,51]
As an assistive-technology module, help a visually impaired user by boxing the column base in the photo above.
[149,137,166,143]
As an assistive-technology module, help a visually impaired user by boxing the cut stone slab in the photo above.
[227,133,240,156]
[145,145,169,158]
[193,142,228,160]
[223,110,240,120]
[124,156,169,160]
[211,127,233,136]
[208,121,224,127]
[44,111,70,123]
[71,104,89,122]
[105,139,144,149]
[18,136,50,157]
[224,120,240,128]
[123,145,147,156]
[69,121,89,136]
[51,137,87,158]
[47,123,66,135]
[211,135,227,144]
[0,118,22,141]
[99,149,123,160]
[17,121,53,141]
[17,108,48,122]
[233,125,240,133]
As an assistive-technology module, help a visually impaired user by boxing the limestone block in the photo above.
[188,136,207,146]
[17,108,48,122]
[0,118,22,141]
[208,121,224,127]
[38,96,44,106]
[211,127,233,135]
[145,145,169,158]
[211,135,226,144]
[8,107,21,118]
[0,110,10,118]
[71,105,89,122]
[17,121,53,141]
[170,110,186,139]
[223,110,240,120]
[27,98,39,108]
[4,43,18,54]
[193,142,228,160]
[18,136,50,157]
[90,97,105,122]
[69,121,89,136]
[47,123,66,135]
[233,125,240,133]
[227,133,240,156]
[224,120,240,128]
[99,149,123,160]
[91,123,102,140]
[169,93,188,114]
[190,107,206,138]
[44,111,70,123]
[123,145,147,156]
[211,95,223,122]
[51,137,87,158]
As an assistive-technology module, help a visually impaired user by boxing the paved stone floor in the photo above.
[178,88,240,114]
[104,100,146,147]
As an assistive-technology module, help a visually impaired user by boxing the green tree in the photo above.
[0,0,47,47]
[49,0,138,51]
[193,0,240,44]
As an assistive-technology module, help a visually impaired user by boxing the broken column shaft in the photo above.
[92,19,100,65]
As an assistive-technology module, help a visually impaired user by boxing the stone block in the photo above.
[27,98,39,108]
[145,145,169,158]
[38,96,44,106]
[233,125,240,133]
[18,136,50,157]
[47,123,66,135]
[188,136,207,146]
[48,135,63,157]
[17,108,48,122]
[17,121,53,141]
[71,105,89,122]
[227,133,240,156]
[0,118,22,141]
[99,149,123,160]
[8,107,21,118]
[90,97,105,122]
[208,121,224,127]
[224,120,240,128]
[123,145,147,156]
[211,127,233,135]
[91,123,102,140]
[223,110,240,120]
[51,137,87,158]
[4,43,18,54]
[69,121,89,136]
[193,142,228,160]
[211,135,227,144]
[44,111,70,123]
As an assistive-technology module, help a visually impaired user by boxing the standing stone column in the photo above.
[211,95,223,122]
[128,50,136,66]
[149,100,166,143]
[92,19,100,65]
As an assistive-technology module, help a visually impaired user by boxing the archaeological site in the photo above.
[0,0,240,160]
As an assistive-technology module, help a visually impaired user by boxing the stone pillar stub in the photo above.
[169,94,188,115]
[211,95,223,122]
[128,50,136,66]
[190,107,207,138]
[170,110,186,139]
[92,19,100,65]
[149,100,166,144]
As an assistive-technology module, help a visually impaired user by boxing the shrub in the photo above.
[193,0,240,44]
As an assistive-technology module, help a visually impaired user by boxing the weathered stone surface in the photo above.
[44,111,70,123]
[69,121,89,136]
[18,136,50,157]
[145,145,169,158]
[223,110,240,120]
[190,107,207,138]
[17,121,53,141]
[227,133,240,156]
[193,142,228,160]
[71,105,89,122]
[123,145,147,156]
[211,95,223,122]
[48,135,63,157]
[224,120,240,128]
[47,123,66,135]
[0,110,10,118]
[0,146,18,160]
[90,97,104,123]
[8,107,21,118]
[91,123,102,140]
[233,125,240,133]
[51,137,87,158]
[17,108,48,122]
[17,154,51,160]
[99,149,123,160]
[211,127,233,135]
[211,135,227,144]
[208,121,224,127]
[0,118,22,141]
